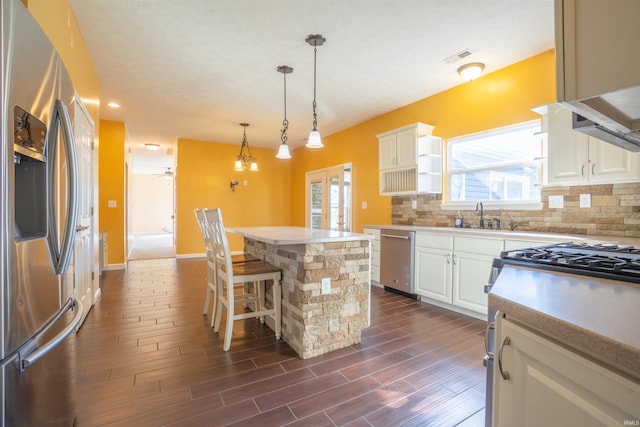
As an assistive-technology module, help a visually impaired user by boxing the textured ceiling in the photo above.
[69,0,555,173]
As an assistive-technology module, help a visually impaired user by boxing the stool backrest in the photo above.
[194,208,215,258]
[203,208,233,275]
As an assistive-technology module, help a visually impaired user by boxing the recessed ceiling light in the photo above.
[107,102,121,108]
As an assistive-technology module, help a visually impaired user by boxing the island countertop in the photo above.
[227,226,373,245]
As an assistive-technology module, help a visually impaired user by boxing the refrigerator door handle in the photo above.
[46,99,79,275]
[19,298,83,371]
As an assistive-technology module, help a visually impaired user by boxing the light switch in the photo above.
[361,201,367,209]
[243,180,248,186]
[580,193,591,208]
[411,200,417,209]
[107,200,117,208]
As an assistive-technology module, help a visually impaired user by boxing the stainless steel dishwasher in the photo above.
[380,229,417,298]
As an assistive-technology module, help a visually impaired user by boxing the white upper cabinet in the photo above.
[555,0,640,103]
[377,123,442,195]
[547,104,639,185]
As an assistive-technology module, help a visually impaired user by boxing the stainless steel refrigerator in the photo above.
[1,0,83,425]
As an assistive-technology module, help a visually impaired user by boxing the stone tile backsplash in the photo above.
[392,183,640,238]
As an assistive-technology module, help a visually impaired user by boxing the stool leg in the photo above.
[223,285,235,351]
[213,275,224,332]
[273,275,282,340]
[203,261,213,315]
[258,281,265,323]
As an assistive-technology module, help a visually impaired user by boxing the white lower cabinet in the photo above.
[493,316,640,427]
[415,232,503,318]
[415,234,453,303]
[363,228,380,283]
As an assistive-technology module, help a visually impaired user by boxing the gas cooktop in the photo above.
[498,242,640,284]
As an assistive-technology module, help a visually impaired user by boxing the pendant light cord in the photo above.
[281,70,289,144]
[311,45,318,130]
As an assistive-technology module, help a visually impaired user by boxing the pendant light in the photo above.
[305,34,326,149]
[234,123,258,171]
[276,65,293,159]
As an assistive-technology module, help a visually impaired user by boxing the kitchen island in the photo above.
[227,226,373,359]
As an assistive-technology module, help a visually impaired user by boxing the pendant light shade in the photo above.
[276,65,293,159]
[234,123,258,171]
[305,34,326,149]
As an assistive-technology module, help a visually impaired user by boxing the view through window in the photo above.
[447,121,543,204]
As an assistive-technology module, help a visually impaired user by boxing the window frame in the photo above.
[442,120,544,211]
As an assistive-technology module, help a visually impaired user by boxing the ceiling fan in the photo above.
[152,167,174,178]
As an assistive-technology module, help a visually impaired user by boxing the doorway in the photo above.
[128,154,176,260]
[305,163,352,231]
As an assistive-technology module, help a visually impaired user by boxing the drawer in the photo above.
[454,235,503,256]
[415,232,453,250]
[363,228,380,238]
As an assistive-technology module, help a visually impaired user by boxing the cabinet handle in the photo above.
[592,163,595,175]
[498,336,511,380]
[452,255,457,265]
[484,321,495,360]
[446,254,451,264]
[581,165,585,176]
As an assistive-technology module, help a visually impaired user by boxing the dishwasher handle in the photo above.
[381,233,410,240]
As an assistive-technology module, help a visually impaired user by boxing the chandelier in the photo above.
[234,123,258,171]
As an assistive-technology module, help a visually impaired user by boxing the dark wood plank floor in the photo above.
[72,258,487,426]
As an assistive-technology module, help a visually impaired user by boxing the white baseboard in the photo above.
[176,253,206,259]
[103,263,126,271]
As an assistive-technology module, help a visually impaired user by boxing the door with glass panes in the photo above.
[306,164,352,231]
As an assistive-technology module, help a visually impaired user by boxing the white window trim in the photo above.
[444,120,544,209]
[440,201,543,211]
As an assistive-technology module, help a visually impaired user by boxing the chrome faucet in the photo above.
[501,209,518,231]
[476,202,484,229]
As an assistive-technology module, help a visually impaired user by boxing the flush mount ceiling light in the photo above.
[145,143,160,151]
[276,65,293,160]
[107,102,121,108]
[457,62,485,81]
[305,34,326,149]
[234,123,258,171]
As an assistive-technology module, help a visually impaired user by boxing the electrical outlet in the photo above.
[107,200,117,208]
[411,200,417,209]
[321,278,331,295]
[580,193,591,208]
[548,195,564,209]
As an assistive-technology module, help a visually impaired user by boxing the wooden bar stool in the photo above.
[194,208,257,326]
[204,208,282,351]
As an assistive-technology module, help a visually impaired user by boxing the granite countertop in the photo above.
[227,226,373,245]
[489,265,640,382]
[362,224,640,246]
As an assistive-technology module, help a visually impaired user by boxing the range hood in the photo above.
[569,89,640,152]
[555,0,640,152]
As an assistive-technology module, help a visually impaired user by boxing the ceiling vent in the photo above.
[444,49,473,64]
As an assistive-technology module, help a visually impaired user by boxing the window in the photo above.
[446,121,544,206]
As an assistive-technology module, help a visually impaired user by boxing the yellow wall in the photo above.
[290,50,556,231]
[176,139,291,254]
[99,121,126,264]
[26,0,100,129]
